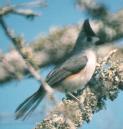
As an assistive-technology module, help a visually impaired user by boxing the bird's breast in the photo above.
[56,49,96,92]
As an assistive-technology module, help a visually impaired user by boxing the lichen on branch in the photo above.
[34,48,123,129]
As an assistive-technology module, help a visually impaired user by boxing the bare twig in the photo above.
[0,17,53,94]
[0,6,40,17]
[0,0,46,17]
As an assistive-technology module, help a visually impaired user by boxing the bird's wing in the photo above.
[46,54,88,86]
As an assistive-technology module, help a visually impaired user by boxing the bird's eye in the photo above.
[87,37,92,42]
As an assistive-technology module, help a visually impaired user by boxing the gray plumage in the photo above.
[46,54,87,86]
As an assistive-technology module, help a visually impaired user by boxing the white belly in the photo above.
[56,49,96,92]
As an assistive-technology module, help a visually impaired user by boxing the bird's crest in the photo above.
[83,19,96,37]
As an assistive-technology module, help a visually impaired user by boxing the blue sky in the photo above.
[0,0,123,129]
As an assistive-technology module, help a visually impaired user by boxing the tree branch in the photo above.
[0,6,40,18]
[0,0,47,19]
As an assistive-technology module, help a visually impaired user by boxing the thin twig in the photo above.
[0,3,41,17]
[0,17,53,94]
[0,0,46,17]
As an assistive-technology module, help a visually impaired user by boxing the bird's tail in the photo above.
[15,86,46,120]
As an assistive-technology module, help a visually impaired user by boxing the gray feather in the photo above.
[46,54,88,86]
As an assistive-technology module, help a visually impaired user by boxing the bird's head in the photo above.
[73,19,101,51]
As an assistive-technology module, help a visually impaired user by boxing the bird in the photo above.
[15,19,100,120]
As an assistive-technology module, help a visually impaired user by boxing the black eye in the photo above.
[87,37,92,42]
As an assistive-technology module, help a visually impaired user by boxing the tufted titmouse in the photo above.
[15,19,100,119]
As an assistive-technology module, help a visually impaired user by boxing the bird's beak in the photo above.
[93,36,100,43]
[95,37,104,45]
